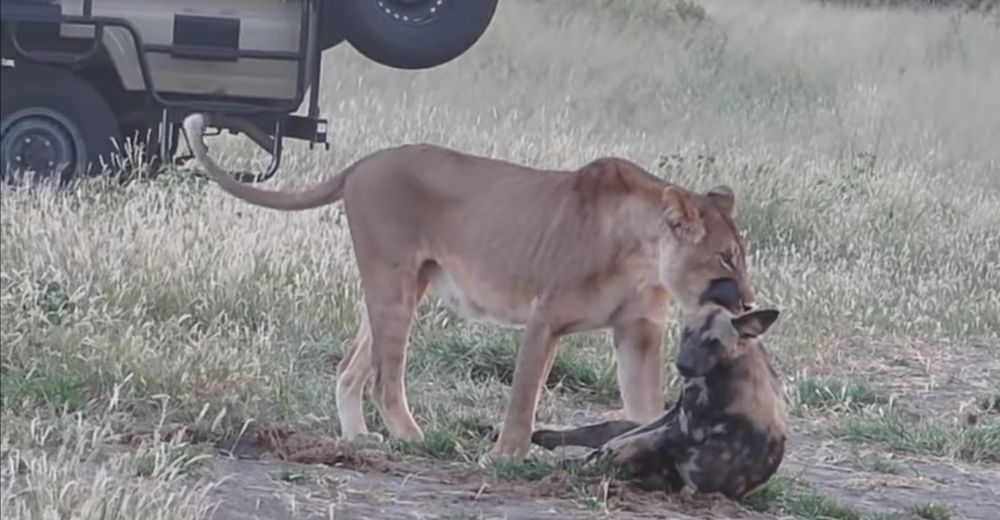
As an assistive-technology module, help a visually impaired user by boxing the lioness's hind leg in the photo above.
[336,305,374,440]
[364,267,428,442]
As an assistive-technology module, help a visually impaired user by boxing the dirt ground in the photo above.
[203,456,765,520]
[186,417,997,520]
[201,442,768,520]
[783,429,1000,520]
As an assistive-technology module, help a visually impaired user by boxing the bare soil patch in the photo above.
[173,422,769,519]
[203,456,778,520]
[139,411,998,520]
[781,341,1000,519]
[784,428,1000,520]
[803,339,999,421]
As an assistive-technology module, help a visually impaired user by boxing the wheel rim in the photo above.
[1,108,83,184]
[371,0,445,26]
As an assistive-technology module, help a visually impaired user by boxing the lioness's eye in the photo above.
[719,253,735,271]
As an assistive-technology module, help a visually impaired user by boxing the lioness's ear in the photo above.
[707,185,736,218]
[661,186,705,242]
[732,309,780,337]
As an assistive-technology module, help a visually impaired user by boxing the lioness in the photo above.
[182,113,756,458]
[532,304,787,499]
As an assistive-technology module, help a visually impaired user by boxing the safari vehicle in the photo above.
[0,0,499,185]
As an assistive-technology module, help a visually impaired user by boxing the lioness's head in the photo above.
[657,185,754,313]
[675,304,780,378]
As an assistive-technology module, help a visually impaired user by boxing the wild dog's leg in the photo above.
[533,391,681,452]
[360,265,429,442]
[336,304,374,440]
[532,419,640,450]
[599,402,680,446]
[587,407,690,488]
[613,317,666,424]
[493,320,560,458]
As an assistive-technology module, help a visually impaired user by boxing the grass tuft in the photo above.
[389,416,492,462]
[978,389,1000,414]
[487,455,628,514]
[908,502,953,520]
[832,413,1000,462]
[791,377,892,415]
[133,444,209,479]
[742,475,862,519]
[489,457,562,481]
[270,467,312,484]
[857,456,906,475]
[0,426,219,519]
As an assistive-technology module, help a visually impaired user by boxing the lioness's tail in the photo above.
[183,113,352,211]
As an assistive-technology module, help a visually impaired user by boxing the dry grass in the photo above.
[0,422,219,519]
[2,0,999,517]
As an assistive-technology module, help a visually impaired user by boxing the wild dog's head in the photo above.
[675,304,780,378]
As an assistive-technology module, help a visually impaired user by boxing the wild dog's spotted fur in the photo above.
[532,304,786,499]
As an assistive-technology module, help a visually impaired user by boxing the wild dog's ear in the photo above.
[732,309,780,337]
[661,186,705,242]
[706,185,736,219]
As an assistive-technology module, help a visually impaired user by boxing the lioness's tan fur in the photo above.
[182,114,755,458]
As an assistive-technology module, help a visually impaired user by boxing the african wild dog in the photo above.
[532,304,787,500]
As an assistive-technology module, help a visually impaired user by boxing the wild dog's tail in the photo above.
[182,113,353,211]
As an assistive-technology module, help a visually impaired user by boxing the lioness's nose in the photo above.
[738,279,756,310]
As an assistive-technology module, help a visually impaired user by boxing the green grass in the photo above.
[741,474,960,520]
[488,454,628,482]
[979,389,1000,414]
[410,322,620,400]
[487,456,628,514]
[490,457,563,481]
[742,475,862,519]
[857,456,906,475]
[908,502,953,520]
[791,377,892,415]
[832,413,1000,462]
[389,415,493,462]
[270,468,312,484]
[133,445,208,478]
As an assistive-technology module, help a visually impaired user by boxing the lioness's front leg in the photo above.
[493,321,560,458]
[613,317,666,424]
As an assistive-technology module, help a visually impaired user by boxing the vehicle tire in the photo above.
[320,0,347,49]
[334,0,499,69]
[1,64,122,186]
